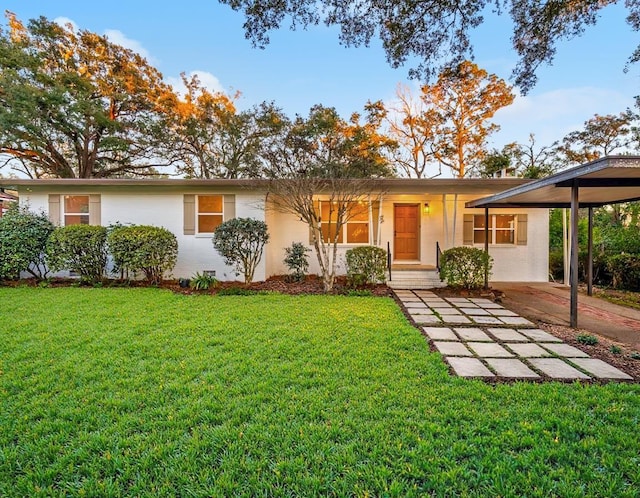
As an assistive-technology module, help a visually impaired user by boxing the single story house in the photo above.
[1,178,549,287]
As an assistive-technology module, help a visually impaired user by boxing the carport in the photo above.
[466,156,640,328]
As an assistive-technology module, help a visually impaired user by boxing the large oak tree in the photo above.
[0,13,173,178]
[424,61,514,178]
[161,74,290,179]
[218,0,633,92]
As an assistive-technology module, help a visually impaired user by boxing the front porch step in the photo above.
[386,269,446,290]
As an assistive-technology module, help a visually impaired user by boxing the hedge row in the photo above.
[549,249,640,291]
[0,206,178,284]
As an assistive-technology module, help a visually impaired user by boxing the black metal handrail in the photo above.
[436,241,442,271]
[387,241,392,281]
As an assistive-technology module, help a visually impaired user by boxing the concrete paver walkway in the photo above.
[395,290,633,381]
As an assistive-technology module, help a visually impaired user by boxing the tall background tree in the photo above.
[558,112,636,166]
[424,61,514,178]
[382,62,513,179]
[162,75,286,179]
[0,12,173,178]
[382,83,439,178]
[218,0,640,92]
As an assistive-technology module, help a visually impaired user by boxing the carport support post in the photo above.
[570,181,579,328]
[484,208,489,289]
[587,207,593,296]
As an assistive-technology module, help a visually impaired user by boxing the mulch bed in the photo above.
[165,275,391,297]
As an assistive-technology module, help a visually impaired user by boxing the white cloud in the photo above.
[53,17,155,63]
[166,70,225,96]
[53,16,79,32]
[491,87,635,148]
[103,29,153,62]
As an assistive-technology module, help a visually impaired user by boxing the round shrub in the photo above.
[0,204,54,280]
[107,225,178,284]
[47,225,108,283]
[213,218,269,284]
[345,245,387,285]
[439,246,493,290]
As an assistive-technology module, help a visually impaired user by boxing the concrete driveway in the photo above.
[493,282,640,349]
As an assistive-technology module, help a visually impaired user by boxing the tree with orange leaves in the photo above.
[0,12,173,178]
[424,61,514,178]
[383,62,513,178]
[162,74,287,179]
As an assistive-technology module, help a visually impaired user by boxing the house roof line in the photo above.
[465,156,640,208]
[0,177,530,195]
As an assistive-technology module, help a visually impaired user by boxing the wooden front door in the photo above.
[394,204,420,260]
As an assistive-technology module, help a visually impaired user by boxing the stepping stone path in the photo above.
[394,290,633,382]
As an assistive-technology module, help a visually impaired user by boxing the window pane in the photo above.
[199,195,223,214]
[64,214,89,225]
[346,223,369,243]
[473,230,492,244]
[321,202,339,223]
[198,214,223,233]
[495,215,515,229]
[321,223,343,243]
[349,202,369,222]
[495,230,515,244]
[474,214,492,229]
[64,195,89,214]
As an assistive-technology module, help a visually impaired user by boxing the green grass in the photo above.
[1,288,639,497]
[592,287,640,310]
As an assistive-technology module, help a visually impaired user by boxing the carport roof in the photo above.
[466,156,640,208]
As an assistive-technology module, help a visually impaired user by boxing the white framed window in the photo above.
[473,214,516,245]
[63,195,90,225]
[197,195,224,234]
[320,201,369,244]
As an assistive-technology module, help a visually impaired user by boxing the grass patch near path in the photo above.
[592,287,640,311]
[0,288,639,497]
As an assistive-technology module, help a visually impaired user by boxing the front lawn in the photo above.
[0,288,638,497]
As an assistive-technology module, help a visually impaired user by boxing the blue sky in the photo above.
[3,1,639,157]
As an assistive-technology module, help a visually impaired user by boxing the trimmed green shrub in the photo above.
[0,204,54,280]
[47,225,108,283]
[605,253,640,291]
[107,225,178,284]
[283,242,311,282]
[439,246,493,290]
[213,218,269,284]
[345,245,387,285]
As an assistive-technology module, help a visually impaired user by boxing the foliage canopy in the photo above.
[218,0,636,93]
[0,12,173,178]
